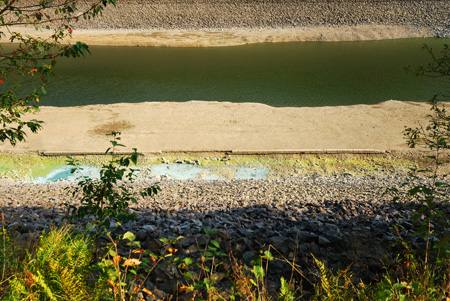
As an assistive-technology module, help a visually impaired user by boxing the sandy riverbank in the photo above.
[60,25,436,47]
[8,25,434,47]
[0,100,436,153]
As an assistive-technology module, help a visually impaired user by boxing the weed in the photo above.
[93,231,179,301]
[64,132,160,256]
[311,254,373,300]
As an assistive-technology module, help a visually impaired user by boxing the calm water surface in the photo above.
[40,38,450,107]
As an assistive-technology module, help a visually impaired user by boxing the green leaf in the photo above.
[183,257,194,265]
[210,240,220,249]
[411,213,421,221]
[131,150,138,165]
[393,283,406,289]
[202,265,211,272]
[263,250,274,261]
[123,232,136,242]
[252,265,265,281]
[408,186,423,196]
[183,272,195,280]
[438,235,450,247]
[204,229,217,236]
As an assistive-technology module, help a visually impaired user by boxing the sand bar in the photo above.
[5,25,435,47]
[65,26,435,47]
[0,100,435,153]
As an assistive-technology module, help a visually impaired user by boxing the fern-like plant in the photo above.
[278,277,295,301]
[312,254,371,300]
[7,226,93,300]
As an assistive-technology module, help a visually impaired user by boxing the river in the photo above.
[36,38,450,107]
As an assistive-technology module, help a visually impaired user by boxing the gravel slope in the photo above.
[72,0,450,37]
[2,175,446,294]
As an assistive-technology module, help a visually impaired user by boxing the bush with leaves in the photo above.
[65,132,160,254]
[0,0,116,145]
[403,102,450,240]
[381,44,450,300]
[399,44,450,256]
[383,101,450,300]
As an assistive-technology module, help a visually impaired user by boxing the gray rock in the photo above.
[136,229,147,241]
[242,250,255,265]
[143,238,163,250]
[318,235,331,246]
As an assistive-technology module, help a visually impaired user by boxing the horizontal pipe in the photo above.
[39,149,386,156]
[39,151,158,156]
[228,149,386,155]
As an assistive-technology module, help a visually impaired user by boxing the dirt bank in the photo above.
[0,100,436,153]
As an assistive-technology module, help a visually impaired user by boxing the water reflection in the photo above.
[16,38,450,107]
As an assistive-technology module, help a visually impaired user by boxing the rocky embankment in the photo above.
[74,0,450,37]
[1,176,445,298]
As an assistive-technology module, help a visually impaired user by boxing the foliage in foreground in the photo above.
[0,223,449,301]
[0,225,306,301]
[5,226,92,300]
[373,101,450,301]
[0,0,116,145]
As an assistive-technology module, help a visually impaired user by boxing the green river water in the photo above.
[38,38,450,108]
